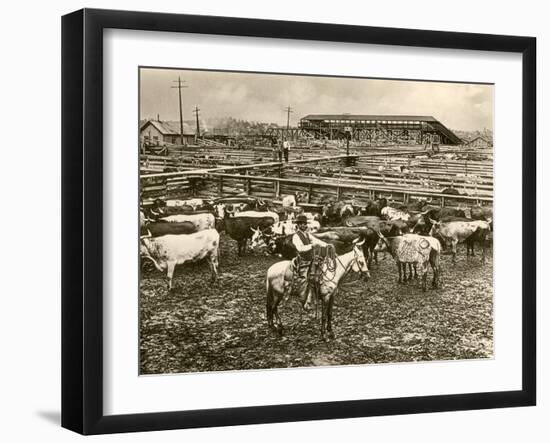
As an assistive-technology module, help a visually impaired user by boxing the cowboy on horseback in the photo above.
[291,214,328,310]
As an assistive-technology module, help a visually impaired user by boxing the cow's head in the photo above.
[256,199,267,211]
[377,197,388,210]
[214,203,226,219]
[411,215,429,234]
[321,203,333,220]
[376,230,394,254]
[152,198,167,214]
[295,191,308,203]
[235,203,248,213]
[428,218,441,237]
[459,204,472,219]
[250,227,275,252]
[340,204,355,219]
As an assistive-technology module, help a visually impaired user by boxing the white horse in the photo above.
[265,238,370,341]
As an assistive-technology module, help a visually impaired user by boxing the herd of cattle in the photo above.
[139,192,493,295]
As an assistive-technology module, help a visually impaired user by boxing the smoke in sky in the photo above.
[140,68,493,131]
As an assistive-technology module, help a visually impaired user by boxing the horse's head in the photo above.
[351,237,370,280]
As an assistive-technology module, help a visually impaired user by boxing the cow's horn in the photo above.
[140,230,152,240]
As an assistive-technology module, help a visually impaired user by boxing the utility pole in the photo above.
[193,106,201,140]
[284,105,293,130]
[171,76,188,145]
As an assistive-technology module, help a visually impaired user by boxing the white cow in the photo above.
[160,213,215,231]
[270,219,320,236]
[381,206,410,221]
[281,194,297,207]
[281,192,308,208]
[140,228,220,291]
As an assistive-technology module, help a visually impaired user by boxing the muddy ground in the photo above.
[139,233,493,374]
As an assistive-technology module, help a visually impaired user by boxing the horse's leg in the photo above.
[414,264,418,279]
[397,261,402,283]
[272,292,284,336]
[320,297,328,341]
[326,294,335,340]
[266,283,275,331]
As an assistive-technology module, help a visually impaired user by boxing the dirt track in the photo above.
[139,233,493,374]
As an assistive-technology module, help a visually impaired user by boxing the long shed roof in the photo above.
[301,114,438,121]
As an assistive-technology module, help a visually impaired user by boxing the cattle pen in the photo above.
[139,143,494,375]
[140,146,493,209]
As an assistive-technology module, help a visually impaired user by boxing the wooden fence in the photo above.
[139,150,493,207]
[195,173,492,208]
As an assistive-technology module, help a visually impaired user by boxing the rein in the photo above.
[320,246,363,287]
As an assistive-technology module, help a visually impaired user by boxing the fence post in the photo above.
[218,176,224,195]
[274,180,280,198]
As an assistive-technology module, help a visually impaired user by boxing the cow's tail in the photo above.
[429,246,442,288]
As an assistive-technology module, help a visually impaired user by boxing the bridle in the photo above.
[329,243,368,284]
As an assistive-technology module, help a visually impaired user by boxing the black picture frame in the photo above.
[62,8,536,435]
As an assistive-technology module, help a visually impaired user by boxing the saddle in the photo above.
[288,244,336,298]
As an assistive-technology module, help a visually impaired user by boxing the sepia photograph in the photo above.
[138,67,494,375]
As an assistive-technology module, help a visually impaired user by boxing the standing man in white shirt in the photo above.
[283,140,290,162]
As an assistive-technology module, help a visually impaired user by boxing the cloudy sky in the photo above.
[140,68,493,131]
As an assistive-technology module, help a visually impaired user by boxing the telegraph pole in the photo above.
[171,77,188,144]
[193,106,201,140]
[284,105,293,130]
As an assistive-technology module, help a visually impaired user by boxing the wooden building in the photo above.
[140,120,196,146]
[466,136,493,149]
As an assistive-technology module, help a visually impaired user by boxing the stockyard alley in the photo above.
[139,233,493,374]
